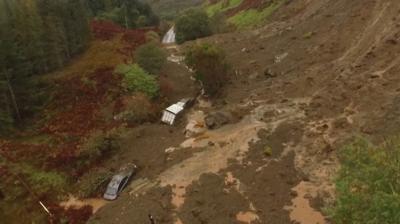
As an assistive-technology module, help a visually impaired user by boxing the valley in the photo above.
[2,0,400,223]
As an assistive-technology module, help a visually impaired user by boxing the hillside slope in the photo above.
[142,0,203,19]
[205,0,287,28]
[92,0,400,223]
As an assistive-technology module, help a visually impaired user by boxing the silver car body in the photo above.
[103,164,137,200]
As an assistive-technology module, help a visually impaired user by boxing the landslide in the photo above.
[87,0,400,224]
[194,0,400,220]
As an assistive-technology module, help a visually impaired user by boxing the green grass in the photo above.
[205,0,243,17]
[228,0,284,29]
[329,137,400,224]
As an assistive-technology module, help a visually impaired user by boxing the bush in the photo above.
[210,13,233,34]
[134,42,167,75]
[175,8,212,44]
[15,164,68,195]
[77,169,112,198]
[115,93,156,124]
[116,64,159,98]
[78,129,121,167]
[330,138,400,223]
[185,43,229,96]
[145,31,161,43]
[263,146,272,157]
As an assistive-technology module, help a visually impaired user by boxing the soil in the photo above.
[5,0,400,223]
[93,0,400,223]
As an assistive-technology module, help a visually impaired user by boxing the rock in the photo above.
[274,52,288,63]
[333,117,349,129]
[386,38,398,45]
[204,111,232,129]
[249,60,258,65]
[290,191,298,197]
[264,68,277,78]
[165,147,176,154]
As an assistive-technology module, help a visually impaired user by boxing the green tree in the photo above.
[63,0,90,57]
[0,0,90,130]
[134,42,167,75]
[87,0,159,28]
[185,43,229,96]
[116,64,159,98]
[175,8,212,44]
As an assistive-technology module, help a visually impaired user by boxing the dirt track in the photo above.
[91,0,400,223]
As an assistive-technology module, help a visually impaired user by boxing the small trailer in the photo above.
[161,98,194,125]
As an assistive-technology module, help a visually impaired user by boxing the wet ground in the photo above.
[92,0,400,223]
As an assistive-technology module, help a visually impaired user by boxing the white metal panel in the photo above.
[162,111,176,125]
[166,104,184,114]
[176,102,185,108]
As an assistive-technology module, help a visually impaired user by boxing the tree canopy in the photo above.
[175,8,212,44]
[86,0,159,28]
[185,43,229,96]
[135,42,167,75]
[0,0,90,133]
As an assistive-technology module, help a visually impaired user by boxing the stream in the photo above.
[162,27,176,44]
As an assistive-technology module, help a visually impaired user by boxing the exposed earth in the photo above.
[81,0,400,223]
[5,0,400,223]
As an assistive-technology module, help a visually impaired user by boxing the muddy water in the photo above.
[184,110,207,137]
[60,195,108,213]
[284,181,326,224]
[160,111,266,210]
[236,211,259,223]
[159,99,310,223]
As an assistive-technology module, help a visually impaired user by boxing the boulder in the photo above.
[204,111,232,129]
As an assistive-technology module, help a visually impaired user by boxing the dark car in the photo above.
[103,164,137,200]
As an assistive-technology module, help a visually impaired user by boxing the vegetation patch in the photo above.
[330,138,400,223]
[116,64,159,98]
[206,0,243,16]
[228,0,284,29]
[76,169,113,198]
[185,43,230,96]
[135,42,167,75]
[77,129,122,169]
[88,0,159,29]
[114,93,157,125]
[175,8,212,44]
[9,163,68,196]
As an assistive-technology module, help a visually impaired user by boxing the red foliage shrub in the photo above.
[42,68,122,138]
[90,20,124,41]
[90,20,157,58]
[64,205,93,224]
[49,204,93,224]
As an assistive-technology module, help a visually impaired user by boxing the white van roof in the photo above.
[166,104,184,115]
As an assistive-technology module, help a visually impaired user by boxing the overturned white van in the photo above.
[161,98,194,125]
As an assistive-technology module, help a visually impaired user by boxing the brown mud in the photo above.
[93,0,400,223]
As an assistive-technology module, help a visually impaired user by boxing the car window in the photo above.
[118,177,128,191]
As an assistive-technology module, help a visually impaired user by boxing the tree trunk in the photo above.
[4,73,21,123]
